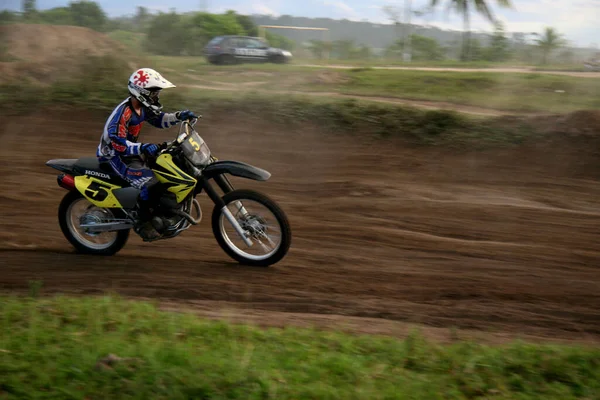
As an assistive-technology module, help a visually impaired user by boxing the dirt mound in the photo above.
[559,110,600,135]
[0,24,133,84]
[526,110,600,139]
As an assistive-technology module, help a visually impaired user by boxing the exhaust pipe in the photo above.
[172,199,203,225]
[57,174,75,191]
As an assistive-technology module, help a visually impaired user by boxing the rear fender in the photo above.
[48,159,138,208]
[202,161,271,181]
[46,159,77,174]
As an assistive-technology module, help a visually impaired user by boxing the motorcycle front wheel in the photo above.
[212,189,291,267]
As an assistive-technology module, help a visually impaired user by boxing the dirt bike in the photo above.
[45,117,291,267]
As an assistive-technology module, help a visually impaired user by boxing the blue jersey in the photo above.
[97,98,179,157]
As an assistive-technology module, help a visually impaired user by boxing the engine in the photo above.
[151,192,185,232]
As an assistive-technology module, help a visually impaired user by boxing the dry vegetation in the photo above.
[0,24,139,85]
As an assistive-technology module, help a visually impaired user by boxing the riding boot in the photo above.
[135,189,160,240]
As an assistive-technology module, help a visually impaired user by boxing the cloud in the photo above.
[323,0,360,19]
[145,5,171,13]
[387,0,598,46]
[327,1,354,13]
[211,0,280,16]
[253,3,277,15]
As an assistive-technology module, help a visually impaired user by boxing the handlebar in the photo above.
[181,116,201,135]
[160,115,202,154]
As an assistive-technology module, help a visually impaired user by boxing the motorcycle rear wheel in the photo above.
[58,190,130,256]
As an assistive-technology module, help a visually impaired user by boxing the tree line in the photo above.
[306,23,571,64]
[380,0,569,63]
[1,0,577,64]
[1,0,294,56]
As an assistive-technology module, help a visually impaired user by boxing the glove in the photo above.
[141,143,159,157]
[176,110,198,121]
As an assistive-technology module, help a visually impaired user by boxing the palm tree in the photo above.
[383,2,413,61]
[535,27,566,65]
[429,0,512,61]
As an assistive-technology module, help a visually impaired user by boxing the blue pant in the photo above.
[108,156,156,200]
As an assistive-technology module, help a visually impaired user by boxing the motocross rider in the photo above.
[96,68,197,239]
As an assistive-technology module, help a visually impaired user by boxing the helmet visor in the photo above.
[148,89,161,105]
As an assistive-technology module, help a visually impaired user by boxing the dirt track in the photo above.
[296,64,600,78]
[186,84,515,117]
[1,111,600,344]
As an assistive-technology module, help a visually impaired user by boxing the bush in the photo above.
[173,92,542,147]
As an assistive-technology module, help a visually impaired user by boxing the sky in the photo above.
[3,0,599,47]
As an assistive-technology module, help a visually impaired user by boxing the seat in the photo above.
[74,157,114,174]
[73,157,130,186]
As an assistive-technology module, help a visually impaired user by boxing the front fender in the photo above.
[202,161,271,181]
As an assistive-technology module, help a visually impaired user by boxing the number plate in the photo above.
[234,48,267,57]
[188,136,201,151]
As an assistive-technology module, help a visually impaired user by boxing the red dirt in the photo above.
[1,111,599,344]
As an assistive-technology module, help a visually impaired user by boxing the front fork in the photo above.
[214,174,250,219]
[200,174,253,247]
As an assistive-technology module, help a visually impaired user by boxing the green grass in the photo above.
[146,56,600,114]
[0,78,553,148]
[0,50,587,149]
[0,53,132,113]
[532,64,595,72]
[292,58,510,68]
[331,69,600,113]
[107,30,147,56]
[1,294,599,399]
[149,55,209,72]
[146,52,586,71]
[328,60,594,72]
[159,89,543,148]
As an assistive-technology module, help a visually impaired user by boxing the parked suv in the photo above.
[204,35,293,65]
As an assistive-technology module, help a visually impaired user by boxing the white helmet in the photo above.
[127,68,176,115]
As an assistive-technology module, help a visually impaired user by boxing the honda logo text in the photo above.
[85,170,111,179]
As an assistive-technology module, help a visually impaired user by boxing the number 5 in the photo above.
[85,181,109,201]
[188,137,200,151]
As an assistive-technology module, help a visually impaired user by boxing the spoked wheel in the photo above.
[212,189,291,267]
[58,190,129,256]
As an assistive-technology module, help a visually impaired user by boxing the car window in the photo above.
[245,38,265,49]
[224,38,234,47]
[207,37,222,45]
[237,38,250,48]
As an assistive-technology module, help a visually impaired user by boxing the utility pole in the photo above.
[383,1,412,62]
[200,0,208,12]
[403,0,412,62]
